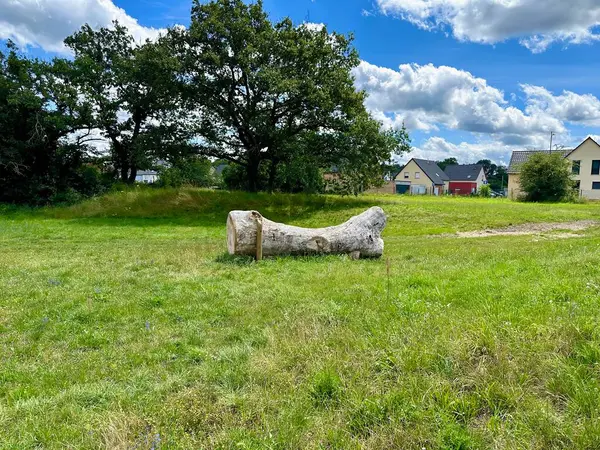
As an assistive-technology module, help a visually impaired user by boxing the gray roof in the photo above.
[214,163,228,175]
[412,159,449,185]
[444,164,484,181]
[508,149,572,174]
[137,170,159,176]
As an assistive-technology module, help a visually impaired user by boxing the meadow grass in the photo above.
[1,188,600,449]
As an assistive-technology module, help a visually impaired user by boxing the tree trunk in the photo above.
[227,207,387,259]
[127,166,137,184]
[247,156,260,192]
[120,164,129,183]
[267,159,279,193]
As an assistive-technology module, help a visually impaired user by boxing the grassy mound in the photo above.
[41,186,600,234]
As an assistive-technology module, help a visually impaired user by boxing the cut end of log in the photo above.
[226,212,237,255]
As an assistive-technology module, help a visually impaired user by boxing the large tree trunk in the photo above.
[247,155,260,192]
[127,166,137,184]
[227,207,387,259]
[267,158,278,193]
[120,165,129,183]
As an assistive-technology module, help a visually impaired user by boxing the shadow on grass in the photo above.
[214,251,385,265]
[214,253,256,266]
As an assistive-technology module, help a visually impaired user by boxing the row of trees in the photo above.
[0,0,410,204]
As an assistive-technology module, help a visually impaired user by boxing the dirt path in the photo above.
[455,220,598,238]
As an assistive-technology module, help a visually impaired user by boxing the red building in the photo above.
[444,164,487,196]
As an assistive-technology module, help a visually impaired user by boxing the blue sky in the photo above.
[3,0,600,165]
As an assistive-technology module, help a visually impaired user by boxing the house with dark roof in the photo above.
[507,137,600,199]
[444,164,487,195]
[364,159,488,196]
[394,158,449,195]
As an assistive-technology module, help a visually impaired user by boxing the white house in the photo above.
[135,170,159,184]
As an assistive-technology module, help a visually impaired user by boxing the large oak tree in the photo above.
[173,0,408,191]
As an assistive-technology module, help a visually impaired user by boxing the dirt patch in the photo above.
[455,220,598,238]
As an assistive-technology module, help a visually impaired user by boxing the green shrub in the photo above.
[519,152,572,202]
[479,184,491,198]
[222,160,325,193]
[49,188,84,205]
[158,158,214,188]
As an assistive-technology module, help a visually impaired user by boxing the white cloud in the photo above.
[354,61,564,145]
[404,136,517,166]
[0,0,164,54]
[376,0,600,52]
[300,22,326,32]
[523,85,600,126]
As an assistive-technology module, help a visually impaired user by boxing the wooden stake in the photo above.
[386,256,391,302]
[252,211,263,261]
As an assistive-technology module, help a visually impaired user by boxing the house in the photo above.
[394,158,448,195]
[135,170,159,184]
[323,167,340,182]
[214,163,229,176]
[444,164,487,195]
[508,137,600,199]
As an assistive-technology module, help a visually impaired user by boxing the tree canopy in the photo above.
[477,159,508,191]
[0,43,103,204]
[437,157,458,171]
[63,23,189,183]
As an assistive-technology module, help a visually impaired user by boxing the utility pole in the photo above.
[550,131,555,152]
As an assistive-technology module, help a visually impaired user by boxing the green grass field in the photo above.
[2,189,600,449]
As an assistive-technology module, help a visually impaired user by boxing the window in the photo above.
[572,160,581,175]
[404,172,409,179]
[593,182,600,190]
[592,160,600,175]
[415,172,421,179]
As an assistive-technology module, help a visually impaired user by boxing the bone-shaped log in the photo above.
[227,207,387,259]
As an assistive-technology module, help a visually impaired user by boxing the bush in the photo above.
[275,159,324,194]
[519,152,572,202]
[479,184,491,198]
[221,164,252,191]
[158,158,214,188]
[49,188,84,205]
[221,161,325,193]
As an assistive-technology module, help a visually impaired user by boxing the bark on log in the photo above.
[227,207,387,259]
